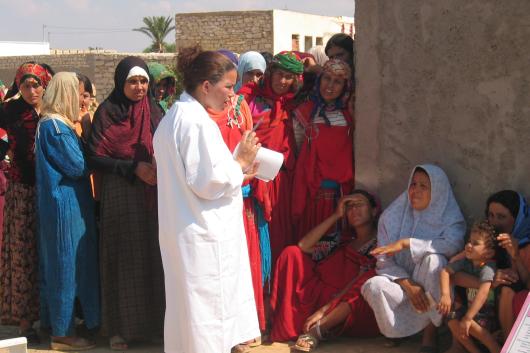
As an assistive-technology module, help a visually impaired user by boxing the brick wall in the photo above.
[175,11,274,53]
[0,53,177,102]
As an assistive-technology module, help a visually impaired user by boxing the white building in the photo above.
[0,41,50,57]
[272,10,354,53]
[175,9,354,54]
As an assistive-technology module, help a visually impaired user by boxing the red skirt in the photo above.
[270,245,379,342]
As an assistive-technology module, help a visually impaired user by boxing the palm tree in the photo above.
[133,16,175,53]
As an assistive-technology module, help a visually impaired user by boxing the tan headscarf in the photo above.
[41,72,79,129]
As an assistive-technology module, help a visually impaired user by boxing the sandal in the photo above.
[248,336,262,347]
[110,335,128,351]
[231,343,251,353]
[293,333,319,352]
[50,337,96,351]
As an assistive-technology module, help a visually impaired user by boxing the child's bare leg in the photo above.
[447,319,482,353]
[498,286,515,341]
[468,320,501,353]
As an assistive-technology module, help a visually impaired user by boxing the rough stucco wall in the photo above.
[175,11,274,53]
[0,53,176,102]
[355,0,530,223]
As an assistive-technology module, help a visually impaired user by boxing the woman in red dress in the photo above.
[291,59,354,245]
[270,190,380,351]
[239,52,304,271]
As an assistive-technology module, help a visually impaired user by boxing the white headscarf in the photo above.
[377,164,466,279]
[308,45,328,66]
[235,51,266,92]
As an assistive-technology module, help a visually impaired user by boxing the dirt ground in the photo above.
[0,324,452,353]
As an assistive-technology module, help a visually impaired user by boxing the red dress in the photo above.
[270,237,380,342]
[207,95,266,331]
[239,81,298,267]
[291,101,354,241]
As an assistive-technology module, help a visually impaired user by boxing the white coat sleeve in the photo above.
[179,117,244,200]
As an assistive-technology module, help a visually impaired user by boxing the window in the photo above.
[304,36,312,51]
[292,34,299,51]
[316,37,323,46]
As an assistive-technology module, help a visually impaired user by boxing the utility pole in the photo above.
[42,25,46,42]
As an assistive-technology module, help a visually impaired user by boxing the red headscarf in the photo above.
[15,62,52,89]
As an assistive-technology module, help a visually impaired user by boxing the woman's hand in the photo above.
[497,233,519,259]
[235,131,260,172]
[334,195,358,218]
[459,318,473,337]
[398,279,430,313]
[242,161,259,181]
[493,268,519,288]
[302,304,330,333]
[437,294,452,316]
[371,239,410,257]
[135,161,157,186]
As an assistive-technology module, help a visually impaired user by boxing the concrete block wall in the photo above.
[0,53,177,103]
[355,0,530,222]
[175,11,274,53]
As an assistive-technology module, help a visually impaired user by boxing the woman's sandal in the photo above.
[293,333,319,352]
[50,337,96,351]
[109,335,129,351]
[231,343,251,353]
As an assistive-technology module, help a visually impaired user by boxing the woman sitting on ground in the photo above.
[270,190,381,351]
[362,164,466,353]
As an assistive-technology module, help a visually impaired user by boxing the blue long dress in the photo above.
[35,117,100,336]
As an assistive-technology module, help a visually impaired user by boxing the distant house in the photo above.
[175,9,354,54]
[0,41,50,57]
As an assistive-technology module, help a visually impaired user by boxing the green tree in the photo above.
[134,16,175,53]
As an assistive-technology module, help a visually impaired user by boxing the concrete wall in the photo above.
[355,0,530,223]
[0,53,176,102]
[175,11,274,53]
[272,10,354,53]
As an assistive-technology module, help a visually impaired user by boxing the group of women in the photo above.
[0,31,527,353]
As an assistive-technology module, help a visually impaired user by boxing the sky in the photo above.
[0,0,354,52]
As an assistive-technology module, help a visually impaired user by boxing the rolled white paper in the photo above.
[233,143,284,182]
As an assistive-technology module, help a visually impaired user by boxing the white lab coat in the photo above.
[154,92,259,353]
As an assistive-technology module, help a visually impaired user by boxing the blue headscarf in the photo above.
[514,193,530,247]
[235,51,266,92]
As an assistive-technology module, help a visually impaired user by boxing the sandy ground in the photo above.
[0,324,452,353]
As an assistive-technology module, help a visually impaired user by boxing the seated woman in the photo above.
[362,164,466,353]
[482,190,530,340]
[270,190,380,351]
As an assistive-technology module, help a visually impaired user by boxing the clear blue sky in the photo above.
[0,0,354,52]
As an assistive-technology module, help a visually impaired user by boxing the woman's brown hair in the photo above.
[177,45,236,93]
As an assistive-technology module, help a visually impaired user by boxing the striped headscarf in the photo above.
[15,62,53,89]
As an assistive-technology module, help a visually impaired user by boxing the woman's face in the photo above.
[154,77,173,102]
[203,69,237,111]
[487,202,516,234]
[242,69,263,87]
[270,68,295,96]
[345,194,376,228]
[327,45,353,66]
[19,78,44,107]
[79,82,91,112]
[123,75,148,102]
[408,171,431,211]
[319,72,346,103]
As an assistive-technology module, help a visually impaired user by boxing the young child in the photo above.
[438,221,501,353]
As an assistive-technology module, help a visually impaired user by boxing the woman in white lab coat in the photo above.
[153,47,261,353]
